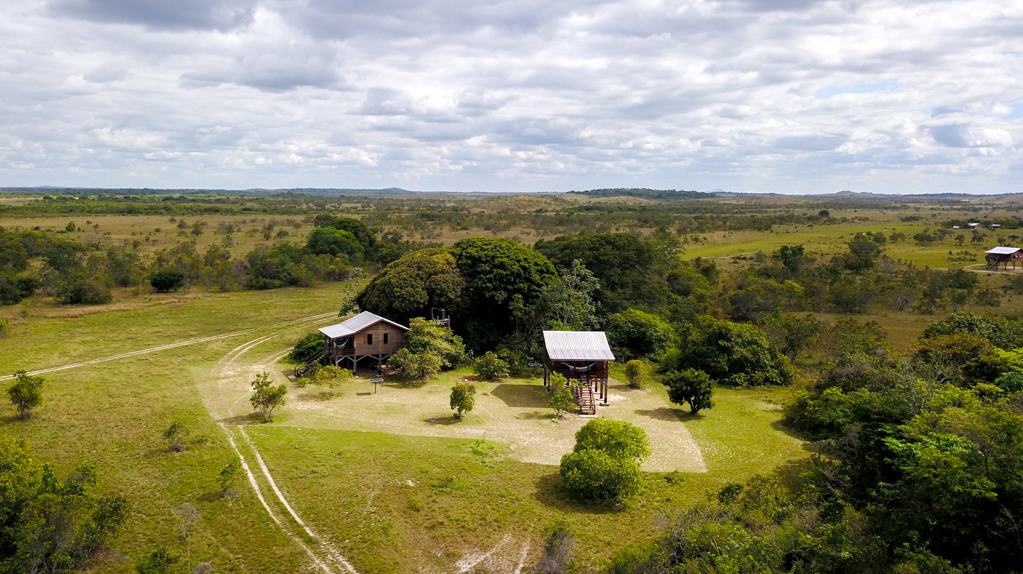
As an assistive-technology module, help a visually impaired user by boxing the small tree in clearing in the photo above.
[624,359,650,389]
[249,371,287,422]
[547,373,575,418]
[664,368,714,415]
[450,382,476,419]
[573,418,651,460]
[473,351,510,380]
[312,365,351,397]
[391,348,443,383]
[7,370,43,419]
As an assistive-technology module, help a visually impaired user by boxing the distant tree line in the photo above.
[0,215,416,306]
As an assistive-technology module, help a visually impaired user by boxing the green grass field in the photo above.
[0,279,805,572]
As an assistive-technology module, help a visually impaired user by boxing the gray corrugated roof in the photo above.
[319,311,408,339]
[987,246,1021,255]
[543,330,615,361]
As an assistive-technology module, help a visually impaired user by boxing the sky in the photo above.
[0,0,1021,194]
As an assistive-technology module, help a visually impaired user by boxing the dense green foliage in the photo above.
[665,317,793,387]
[473,351,509,380]
[449,237,558,350]
[663,368,714,414]
[606,309,673,360]
[289,332,326,363]
[560,419,649,505]
[0,438,127,573]
[356,249,463,325]
[535,233,670,312]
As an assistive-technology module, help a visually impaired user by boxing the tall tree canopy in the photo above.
[665,317,794,387]
[449,237,557,351]
[535,233,670,312]
[356,249,463,325]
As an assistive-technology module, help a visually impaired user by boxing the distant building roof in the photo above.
[543,331,615,361]
[319,311,408,339]
[986,246,1021,255]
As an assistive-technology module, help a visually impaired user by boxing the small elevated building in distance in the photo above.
[543,330,615,416]
[318,311,409,371]
[985,246,1023,270]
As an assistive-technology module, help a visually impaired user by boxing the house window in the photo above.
[367,334,373,345]
[383,333,389,344]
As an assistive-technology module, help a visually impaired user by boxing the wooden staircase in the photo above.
[575,384,596,416]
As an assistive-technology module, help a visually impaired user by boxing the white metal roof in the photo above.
[543,330,615,361]
[319,311,408,339]
[986,246,1021,255]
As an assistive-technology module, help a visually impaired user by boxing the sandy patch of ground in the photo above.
[284,374,706,473]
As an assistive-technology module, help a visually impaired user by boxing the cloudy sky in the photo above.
[0,0,1020,193]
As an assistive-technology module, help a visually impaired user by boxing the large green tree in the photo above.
[665,317,793,387]
[535,233,670,312]
[449,237,557,351]
[356,249,463,325]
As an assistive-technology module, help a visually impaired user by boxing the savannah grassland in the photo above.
[2,190,1023,572]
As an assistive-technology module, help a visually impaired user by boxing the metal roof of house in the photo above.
[543,330,615,361]
[986,246,1021,255]
[319,311,408,339]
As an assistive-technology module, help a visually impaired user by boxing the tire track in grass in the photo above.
[219,423,339,574]
[239,427,360,574]
[214,328,360,574]
[0,311,338,381]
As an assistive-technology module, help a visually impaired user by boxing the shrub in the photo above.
[536,519,575,573]
[249,371,287,422]
[473,351,509,380]
[312,365,352,397]
[7,370,43,419]
[289,332,326,363]
[547,373,575,417]
[55,276,112,305]
[450,382,476,419]
[135,548,180,574]
[149,269,185,293]
[663,368,714,414]
[573,419,651,461]
[0,318,8,337]
[559,450,642,504]
[391,348,443,382]
[624,359,650,388]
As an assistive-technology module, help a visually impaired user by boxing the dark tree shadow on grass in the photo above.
[492,383,548,408]
[515,410,558,421]
[635,406,702,421]
[424,415,463,426]
[218,413,264,425]
[532,473,623,514]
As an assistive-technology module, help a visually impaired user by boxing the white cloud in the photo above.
[0,0,1019,192]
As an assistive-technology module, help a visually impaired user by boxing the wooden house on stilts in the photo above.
[318,311,408,372]
[986,246,1023,270]
[543,330,615,416]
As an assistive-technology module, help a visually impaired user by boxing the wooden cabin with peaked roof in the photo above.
[986,246,1023,270]
[318,311,408,371]
[542,330,615,416]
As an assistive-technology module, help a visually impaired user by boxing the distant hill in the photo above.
[568,188,709,200]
